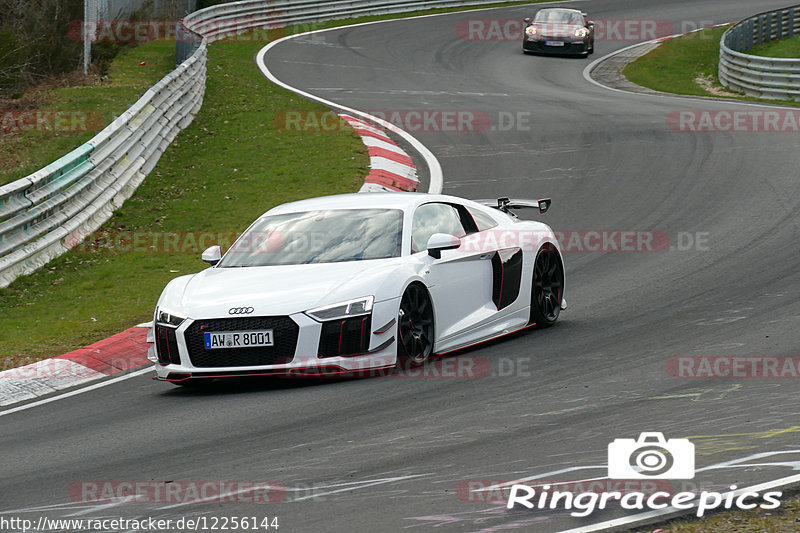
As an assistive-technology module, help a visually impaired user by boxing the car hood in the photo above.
[160,260,401,318]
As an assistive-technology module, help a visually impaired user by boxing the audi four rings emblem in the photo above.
[228,307,254,315]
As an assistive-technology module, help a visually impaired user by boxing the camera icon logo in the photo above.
[608,432,695,479]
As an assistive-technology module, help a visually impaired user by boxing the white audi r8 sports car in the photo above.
[148,193,566,384]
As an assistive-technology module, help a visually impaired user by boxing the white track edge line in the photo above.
[0,367,154,418]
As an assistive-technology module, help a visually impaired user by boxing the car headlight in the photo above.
[574,27,589,38]
[525,25,537,37]
[305,296,374,322]
[155,307,186,328]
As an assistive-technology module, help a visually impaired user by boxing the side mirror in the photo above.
[524,17,532,24]
[426,233,461,259]
[201,245,221,266]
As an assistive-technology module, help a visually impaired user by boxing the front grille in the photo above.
[525,41,582,52]
[318,316,372,358]
[184,316,299,368]
[155,325,181,365]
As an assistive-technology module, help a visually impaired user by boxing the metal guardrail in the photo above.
[0,44,207,288]
[0,0,510,288]
[719,5,800,100]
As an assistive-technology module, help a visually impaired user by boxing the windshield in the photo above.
[218,208,403,267]
[534,10,582,25]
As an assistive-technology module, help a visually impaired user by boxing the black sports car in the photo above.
[523,8,594,57]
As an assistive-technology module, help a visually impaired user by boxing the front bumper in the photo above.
[523,39,590,55]
[149,298,399,381]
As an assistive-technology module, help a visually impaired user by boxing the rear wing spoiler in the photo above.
[475,197,551,216]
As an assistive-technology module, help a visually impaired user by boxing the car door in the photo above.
[411,202,495,341]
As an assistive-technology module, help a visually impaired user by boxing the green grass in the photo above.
[749,35,800,58]
[0,40,176,186]
[626,489,800,533]
[623,26,729,97]
[623,25,800,106]
[0,0,551,366]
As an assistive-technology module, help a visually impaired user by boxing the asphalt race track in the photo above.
[2,1,800,532]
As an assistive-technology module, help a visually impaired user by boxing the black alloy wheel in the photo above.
[397,283,434,367]
[531,244,564,327]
